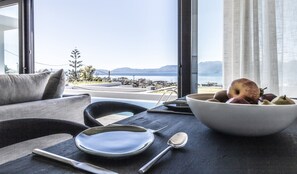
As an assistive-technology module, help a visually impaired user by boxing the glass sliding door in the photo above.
[195,0,223,93]
[0,0,22,74]
[34,0,178,102]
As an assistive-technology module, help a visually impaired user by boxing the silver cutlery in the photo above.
[138,132,188,173]
[33,149,118,174]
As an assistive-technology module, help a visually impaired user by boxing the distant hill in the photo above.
[198,61,222,76]
[94,65,178,76]
[94,61,222,76]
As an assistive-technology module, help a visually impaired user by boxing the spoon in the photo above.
[138,132,188,173]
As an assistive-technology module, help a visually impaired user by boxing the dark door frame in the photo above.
[23,0,34,73]
[178,0,197,97]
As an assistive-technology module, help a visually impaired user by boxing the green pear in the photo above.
[271,95,295,105]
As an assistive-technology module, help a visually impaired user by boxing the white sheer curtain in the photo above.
[223,0,297,96]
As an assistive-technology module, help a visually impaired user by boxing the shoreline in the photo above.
[96,75,223,86]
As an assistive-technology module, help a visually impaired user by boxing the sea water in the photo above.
[97,75,222,85]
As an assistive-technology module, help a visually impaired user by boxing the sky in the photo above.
[1,0,223,72]
[33,0,178,70]
[198,0,223,62]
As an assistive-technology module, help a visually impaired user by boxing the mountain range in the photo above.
[94,60,297,83]
[94,61,222,76]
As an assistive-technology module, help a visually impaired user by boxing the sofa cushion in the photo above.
[0,72,51,106]
[42,69,66,99]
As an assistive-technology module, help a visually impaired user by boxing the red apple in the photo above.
[226,97,250,104]
[227,78,260,104]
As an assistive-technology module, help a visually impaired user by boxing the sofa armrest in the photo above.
[0,94,91,124]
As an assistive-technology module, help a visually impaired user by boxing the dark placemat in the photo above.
[147,105,193,115]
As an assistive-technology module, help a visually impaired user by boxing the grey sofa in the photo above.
[0,70,91,165]
[0,94,91,124]
[0,94,91,165]
[0,70,91,124]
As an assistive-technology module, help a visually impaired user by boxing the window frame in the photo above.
[0,0,33,74]
[0,0,23,73]
[23,0,34,73]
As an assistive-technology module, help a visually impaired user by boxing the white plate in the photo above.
[75,125,155,157]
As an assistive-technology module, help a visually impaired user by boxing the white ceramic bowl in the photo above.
[186,93,297,136]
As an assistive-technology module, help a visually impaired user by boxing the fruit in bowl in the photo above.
[186,93,297,136]
[208,78,295,106]
[213,90,229,103]
[226,96,250,104]
[259,93,277,102]
[227,78,260,104]
[272,95,295,105]
[186,78,297,136]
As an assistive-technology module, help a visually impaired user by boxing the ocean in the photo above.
[97,75,222,85]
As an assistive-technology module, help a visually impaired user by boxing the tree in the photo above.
[68,48,83,81]
[80,65,96,81]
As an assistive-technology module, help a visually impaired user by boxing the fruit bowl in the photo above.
[186,93,297,136]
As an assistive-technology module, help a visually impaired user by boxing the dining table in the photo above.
[2,105,297,174]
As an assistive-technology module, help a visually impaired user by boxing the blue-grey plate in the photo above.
[75,125,155,157]
[163,99,191,112]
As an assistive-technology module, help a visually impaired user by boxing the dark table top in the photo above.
[2,110,297,174]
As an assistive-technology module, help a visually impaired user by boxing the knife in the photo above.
[33,149,118,174]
